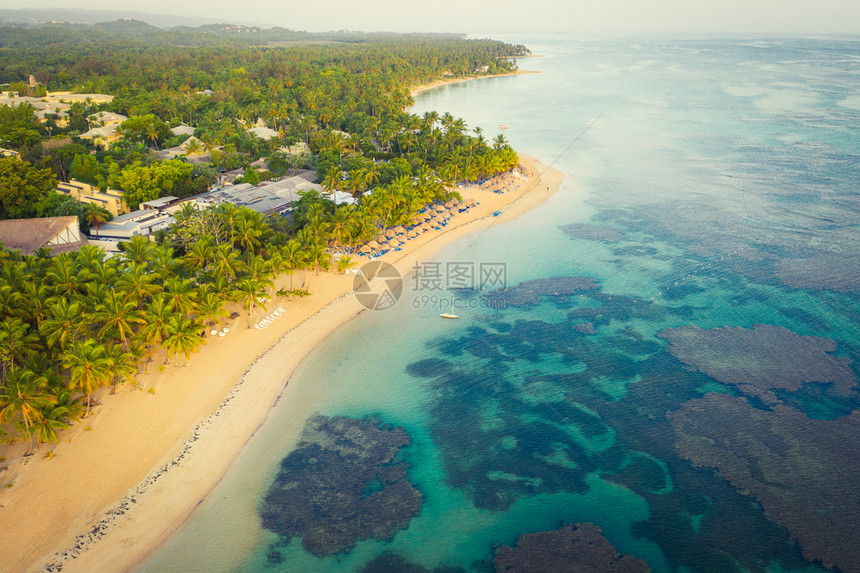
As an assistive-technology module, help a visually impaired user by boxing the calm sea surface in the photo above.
[141,34,860,572]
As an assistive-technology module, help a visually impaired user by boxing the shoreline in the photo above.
[410,69,539,98]
[0,154,565,573]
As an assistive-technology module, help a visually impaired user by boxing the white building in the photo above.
[91,209,173,242]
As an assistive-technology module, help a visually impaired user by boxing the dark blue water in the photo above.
[143,35,860,573]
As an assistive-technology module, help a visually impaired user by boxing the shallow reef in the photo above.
[776,255,860,292]
[259,414,422,557]
[658,324,856,401]
[482,276,599,308]
[492,523,650,573]
[668,393,860,573]
[560,223,625,243]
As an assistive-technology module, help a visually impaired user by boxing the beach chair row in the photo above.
[254,306,285,330]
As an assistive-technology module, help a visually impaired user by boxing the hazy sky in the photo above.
[3,0,860,34]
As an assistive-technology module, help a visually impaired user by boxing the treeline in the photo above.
[1,27,522,220]
[0,23,528,453]
[0,165,459,454]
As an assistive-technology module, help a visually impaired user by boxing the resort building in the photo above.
[192,184,294,217]
[247,126,280,141]
[140,196,181,212]
[79,111,128,148]
[90,208,174,242]
[55,179,128,217]
[191,172,332,215]
[45,92,114,105]
[260,172,325,200]
[87,111,128,127]
[0,216,88,255]
[170,124,196,137]
[79,124,122,148]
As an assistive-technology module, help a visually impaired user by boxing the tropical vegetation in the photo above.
[0,19,528,452]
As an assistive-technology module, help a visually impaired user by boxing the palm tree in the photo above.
[92,290,144,352]
[104,343,138,394]
[83,202,110,235]
[32,403,69,447]
[216,204,242,248]
[39,298,83,352]
[0,285,23,323]
[45,255,84,298]
[0,367,53,454]
[137,294,173,366]
[184,237,215,276]
[162,315,204,365]
[117,235,155,266]
[62,340,113,417]
[329,205,354,252]
[0,317,39,382]
[15,281,51,329]
[321,165,344,202]
[336,255,358,274]
[84,258,119,287]
[306,244,330,279]
[162,276,199,316]
[234,211,265,255]
[236,277,268,324]
[195,290,230,328]
[149,244,180,279]
[211,243,245,281]
[116,262,162,308]
[183,137,203,156]
[49,386,86,425]
[346,168,368,198]
[0,259,28,292]
[279,240,306,290]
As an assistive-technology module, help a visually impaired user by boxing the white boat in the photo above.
[439,313,459,319]
[498,124,509,130]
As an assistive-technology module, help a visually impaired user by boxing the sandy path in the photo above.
[0,155,564,573]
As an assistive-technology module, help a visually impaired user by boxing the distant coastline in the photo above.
[411,69,540,98]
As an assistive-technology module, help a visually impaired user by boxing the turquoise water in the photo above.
[141,35,860,572]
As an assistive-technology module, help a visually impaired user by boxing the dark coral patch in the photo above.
[259,415,422,556]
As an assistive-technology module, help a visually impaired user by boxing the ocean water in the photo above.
[141,35,860,573]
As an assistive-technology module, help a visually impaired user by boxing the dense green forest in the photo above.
[0,21,530,454]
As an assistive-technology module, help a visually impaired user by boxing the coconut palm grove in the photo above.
[0,20,528,453]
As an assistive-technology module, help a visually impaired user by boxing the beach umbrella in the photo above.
[359,245,371,254]
[367,240,381,249]
[434,205,446,213]
[375,235,388,244]
[419,223,431,232]
[407,229,420,238]
[385,229,397,239]
[393,225,407,235]
[389,238,403,247]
